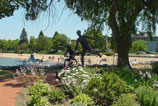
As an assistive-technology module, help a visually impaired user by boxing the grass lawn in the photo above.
[0,69,16,80]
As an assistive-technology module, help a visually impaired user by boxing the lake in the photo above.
[0,57,57,66]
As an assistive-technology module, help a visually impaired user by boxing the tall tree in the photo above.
[52,31,59,39]
[38,30,45,38]
[19,28,28,44]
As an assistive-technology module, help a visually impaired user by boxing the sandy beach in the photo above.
[0,53,157,67]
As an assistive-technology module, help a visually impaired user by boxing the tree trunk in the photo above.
[116,37,132,68]
[109,4,132,69]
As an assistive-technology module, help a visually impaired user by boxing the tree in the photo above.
[0,0,21,19]
[64,0,158,68]
[85,28,106,51]
[131,40,147,52]
[38,30,45,38]
[19,28,28,44]
[36,36,53,51]
[52,31,59,39]
[52,33,70,51]
[29,36,37,51]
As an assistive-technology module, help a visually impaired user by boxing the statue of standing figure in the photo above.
[75,30,102,67]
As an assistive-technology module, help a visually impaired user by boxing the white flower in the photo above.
[135,79,137,82]
[72,68,76,71]
[139,71,143,75]
[148,74,151,78]
[94,88,98,92]
[67,76,72,78]
[63,77,66,80]
[154,84,158,87]
[83,80,88,83]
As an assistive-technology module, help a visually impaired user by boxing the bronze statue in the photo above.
[75,30,101,67]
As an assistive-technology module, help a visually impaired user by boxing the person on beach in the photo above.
[75,30,102,67]
[29,54,36,65]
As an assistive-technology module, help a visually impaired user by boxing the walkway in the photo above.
[0,78,23,106]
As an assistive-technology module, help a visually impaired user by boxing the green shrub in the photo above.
[151,62,158,74]
[86,72,132,105]
[102,67,148,88]
[112,93,140,106]
[28,80,50,96]
[103,52,114,56]
[71,93,94,106]
[49,86,66,103]
[135,86,158,106]
[27,95,50,106]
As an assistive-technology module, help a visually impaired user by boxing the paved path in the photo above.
[0,78,23,106]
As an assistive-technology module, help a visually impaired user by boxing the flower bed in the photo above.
[23,66,158,106]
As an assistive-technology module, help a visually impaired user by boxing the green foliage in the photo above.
[151,62,158,74]
[85,28,106,50]
[71,93,94,106]
[112,93,140,106]
[86,72,132,105]
[0,0,21,19]
[102,67,155,88]
[0,39,19,51]
[52,33,70,51]
[36,36,53,51]
[19,28,28,45]
[17,42,29,50]
[131,40,148,52]
[27,95,50,106]
[29,36,37,51]
[71,40,82,52]
[49,86,66,103]
[103,52,114,56]
[135,86,158,106]
[28,80,50,96]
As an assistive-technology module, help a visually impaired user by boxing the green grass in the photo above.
[0,69,16,80]
[129,53,158,56]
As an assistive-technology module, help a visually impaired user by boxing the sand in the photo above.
[0,53,157,67]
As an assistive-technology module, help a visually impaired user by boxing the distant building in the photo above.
[133,33,158,52]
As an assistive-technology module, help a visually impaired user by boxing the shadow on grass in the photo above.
[0,70,16,81]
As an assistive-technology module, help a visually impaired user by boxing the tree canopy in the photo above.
[64,0,158,68]
[52,33,70,51]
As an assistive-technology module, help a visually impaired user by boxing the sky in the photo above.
[1,1,157,41]
[0,1,111,40]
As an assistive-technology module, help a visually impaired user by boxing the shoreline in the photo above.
[0,53,157,67]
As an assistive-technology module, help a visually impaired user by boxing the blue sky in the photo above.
[1,1,157,41]
[0,1,111,40]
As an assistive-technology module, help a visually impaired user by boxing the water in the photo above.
[0,57,57,66]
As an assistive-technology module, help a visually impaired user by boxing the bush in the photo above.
[71,93,94,106]
[151,62,158,74]
[103,52,114,56]
[102,67,149,88]
[86,72,132,105]
[58,67,101,97]
[135,86,158,106]
[49,86,66,103]
[112,93,140,106]
[27,95,50,106]
[28,80,50,96]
